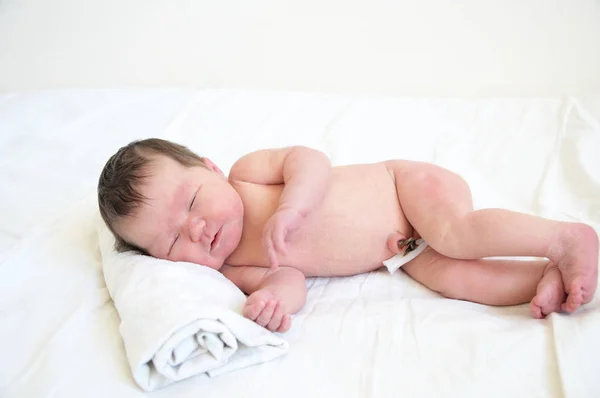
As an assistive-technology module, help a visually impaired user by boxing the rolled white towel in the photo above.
[97,222,289,391]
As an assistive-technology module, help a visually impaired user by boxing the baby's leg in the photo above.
[402,247,565,317]
[387,160,598,311]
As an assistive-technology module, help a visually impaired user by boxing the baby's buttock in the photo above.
[281,162,413,277]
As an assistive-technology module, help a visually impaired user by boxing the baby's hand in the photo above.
[262,207,304,268]
[243,289,292,333]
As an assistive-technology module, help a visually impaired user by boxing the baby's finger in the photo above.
[243,301,265,320]
[256,300,277,327]
[277,314,292,333]
[266,304,285,332]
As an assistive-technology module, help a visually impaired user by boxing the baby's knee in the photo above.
[424,220,463,257]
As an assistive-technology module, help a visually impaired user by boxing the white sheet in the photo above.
[1,89,599,398]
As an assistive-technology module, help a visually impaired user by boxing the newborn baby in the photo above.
[98,138,599,332]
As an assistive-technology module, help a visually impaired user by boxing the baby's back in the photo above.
[228,162,412,276]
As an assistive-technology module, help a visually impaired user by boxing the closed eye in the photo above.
[168,234,179,256]
[189,187,200,211]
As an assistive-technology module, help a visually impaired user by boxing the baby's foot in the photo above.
[530,262,566,319]
[551,223,599,313]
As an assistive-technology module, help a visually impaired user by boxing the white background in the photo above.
[1,0,599,96]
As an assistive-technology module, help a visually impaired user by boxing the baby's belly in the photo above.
[279,164,411,276]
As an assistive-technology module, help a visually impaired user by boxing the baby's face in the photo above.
[117,154,244,270]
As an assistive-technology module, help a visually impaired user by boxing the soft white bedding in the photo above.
[1,89,599,398]
[98,222,289,391]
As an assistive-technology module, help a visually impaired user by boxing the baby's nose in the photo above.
[188,217,206,243]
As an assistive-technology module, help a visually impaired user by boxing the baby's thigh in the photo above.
[385,160,473,228]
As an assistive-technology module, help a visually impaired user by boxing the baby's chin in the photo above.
[205,261,225,271]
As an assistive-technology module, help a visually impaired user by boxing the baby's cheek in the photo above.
[179,245,205,265]
[224,192,244,216]
[183,244,221,269]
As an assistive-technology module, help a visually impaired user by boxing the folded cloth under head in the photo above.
[97,222,289,391]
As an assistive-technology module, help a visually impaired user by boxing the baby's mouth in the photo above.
[210,227,222,252]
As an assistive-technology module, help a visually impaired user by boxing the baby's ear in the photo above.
[202,158,225,177]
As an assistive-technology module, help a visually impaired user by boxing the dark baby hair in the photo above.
[97,138,205,252]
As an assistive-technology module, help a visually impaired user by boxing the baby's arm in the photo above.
[222,265,307,332]
[231,146,331,215]
[230,146,331,266]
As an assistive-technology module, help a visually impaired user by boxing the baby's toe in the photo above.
[561,286,583,313]
[530,299,544,319]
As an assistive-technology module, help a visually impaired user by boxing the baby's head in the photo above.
[98,138,244,269]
